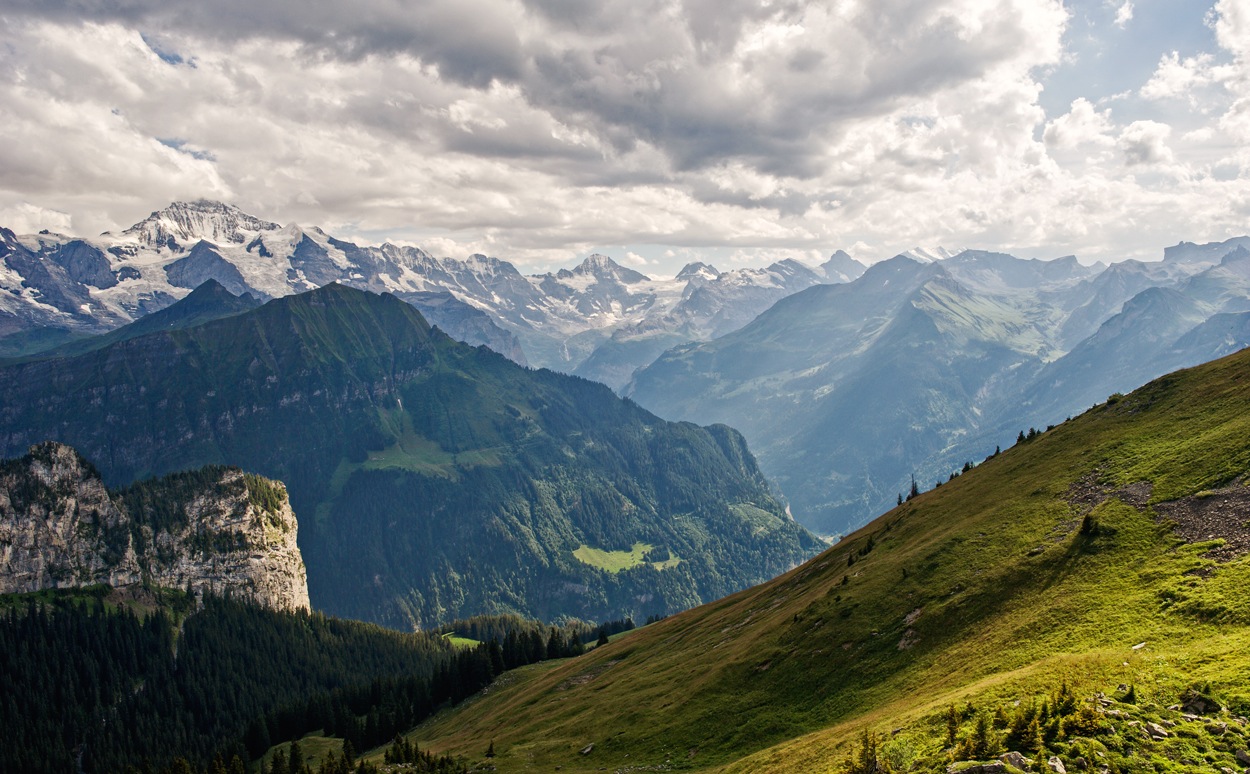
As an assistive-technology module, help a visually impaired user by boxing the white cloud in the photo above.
[1140,51,1222,102]
[0,202,73,235]
[1044,98,1116,148]
[1113,1,1134,29]
[1119,121,1174,166]
[1,0,1249,273]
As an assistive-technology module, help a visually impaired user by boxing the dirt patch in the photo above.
[1155,484,1250,561]
[1067,471,1250,560]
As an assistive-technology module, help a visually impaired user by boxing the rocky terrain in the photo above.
[0,442,309,611]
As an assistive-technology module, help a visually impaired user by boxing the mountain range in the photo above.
[414,343,1250,773]
[627,240,1250,535]
[0,200,863,382]
[0,281,822,628]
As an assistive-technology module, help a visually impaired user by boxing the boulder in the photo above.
[1046,756,1067,773]
[1000,751,1031,770]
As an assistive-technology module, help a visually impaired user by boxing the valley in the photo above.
[3,202,1250,774]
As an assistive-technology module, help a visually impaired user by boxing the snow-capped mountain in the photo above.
[0,200,863,372]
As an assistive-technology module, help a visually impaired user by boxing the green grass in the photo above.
[407,348,1250,773]
[572,542,683,573]
[443,633,482,649]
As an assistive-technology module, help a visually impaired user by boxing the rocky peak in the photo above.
[819,250,867,282]
[121,200,281,250]
[0,442,309,611]
[559,253,651,284]
[676,262,721,281]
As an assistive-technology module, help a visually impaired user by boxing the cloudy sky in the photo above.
[0,0,1246,274]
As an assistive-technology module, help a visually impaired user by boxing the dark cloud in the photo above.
[5,0,1057,179]
[6,0,528,87]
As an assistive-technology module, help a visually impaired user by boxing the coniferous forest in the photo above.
[0,588,587,773]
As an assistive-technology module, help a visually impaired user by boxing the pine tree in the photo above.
[945,704,960,748]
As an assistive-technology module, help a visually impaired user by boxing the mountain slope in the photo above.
[415,345,1250,773]
[629,245,1250,536]
[628,256,1057,534]
[0,284,820,627]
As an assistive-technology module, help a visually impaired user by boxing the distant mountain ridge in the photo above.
[628,240,1250,535]
[0,282,822,627]
[0,200,864,379]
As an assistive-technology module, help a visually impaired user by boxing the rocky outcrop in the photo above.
[0,442,309,611]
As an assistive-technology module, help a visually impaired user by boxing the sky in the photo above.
[0,0,1247,276]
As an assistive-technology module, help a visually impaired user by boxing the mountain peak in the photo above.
[676,262,722,281]
[121,200,281,250]
[899,246,960,263]
[566,253,651,283]
[820,249,867,282]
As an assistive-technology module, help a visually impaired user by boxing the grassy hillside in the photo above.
[410,346,1250,772]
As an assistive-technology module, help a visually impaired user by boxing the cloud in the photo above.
[1044,98,1115,149]
[1119,121,1174,166]
[3,0,1250,274]
[1140,51,1222,102]
[1113,1,1133,28]
[0,202,73,234]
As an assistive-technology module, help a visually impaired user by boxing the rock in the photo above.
[947,762,1006,774]
[1146,721,1170,739]
[1181,688,1221,715]
[0,442,309,611]
[1207,721,1229,735]
[1047,756,1067,773]
[1000,751,1032,770]
[1236,749,1250,766]
[580,744,594,756]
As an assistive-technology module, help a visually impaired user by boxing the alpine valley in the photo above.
[628,242,1250,535]
[5,199,1250,774]
[0,281,822,627]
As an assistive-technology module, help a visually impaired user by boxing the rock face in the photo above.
[0,442,309,611]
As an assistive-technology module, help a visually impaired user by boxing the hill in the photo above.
[0,283,821,627]
[412,345,1250,772]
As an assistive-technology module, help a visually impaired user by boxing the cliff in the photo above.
[0,442,309,611]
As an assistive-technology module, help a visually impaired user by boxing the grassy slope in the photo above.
[411,347,1250,772]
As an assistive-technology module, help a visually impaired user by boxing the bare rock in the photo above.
[0,442,309,611]
[1046,756,1067,773]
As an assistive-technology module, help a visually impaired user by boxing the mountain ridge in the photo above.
[0,282,822,627]
[412,344,1250,773]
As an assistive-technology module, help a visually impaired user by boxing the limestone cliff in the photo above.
[0,442,310,611]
